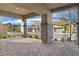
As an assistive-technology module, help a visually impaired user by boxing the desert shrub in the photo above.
[3,36,7,39]
[0,34,16,39]
[67,38,71,41]
[54,38,58,41]
[34,35,39,39]
[13,35,16,37]
[61,37,65,42]
[8,35,11,38]
[29,35,32,38]
[1,35,7,39]
[7,35,16,38]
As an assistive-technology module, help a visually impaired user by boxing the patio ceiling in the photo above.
[43,3,70,9]
[0,3,72,19]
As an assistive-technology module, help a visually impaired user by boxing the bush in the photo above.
[1,35,7,39]
[67,38,71,41]
[13,35,16,37]
[29,35,32,38]
[3,36,7,39]
[7,35,16,38]
[54,38,58,41]
[0,34,16,39]
[8,35,11,38]
[34,35,39,39]
[61,37,65,42]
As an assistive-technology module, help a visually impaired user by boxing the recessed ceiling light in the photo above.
[16,8,19,10]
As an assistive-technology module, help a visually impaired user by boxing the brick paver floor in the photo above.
[0,38,79,56]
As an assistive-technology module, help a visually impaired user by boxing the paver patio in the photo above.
[0,38,79,56]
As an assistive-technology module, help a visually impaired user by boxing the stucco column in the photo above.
[22,17,27,38]
[77,6,79,46]
[41,13,53,44]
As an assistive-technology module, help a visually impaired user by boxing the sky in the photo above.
[27,16,41,26]
[0,17,22,25]
[0,8,77,26]
[0,16,41,26]
[53,8,77,21]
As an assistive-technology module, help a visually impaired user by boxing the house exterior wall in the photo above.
[27,26,41,38]
[0,22,7,37]
[27,20,76,40]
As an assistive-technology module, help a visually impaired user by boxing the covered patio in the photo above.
[0,3,79,56]
[0,3,79,44]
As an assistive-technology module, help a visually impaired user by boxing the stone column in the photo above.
[22,17,27,38]
[77,6,79,46]
[41,13,53,44]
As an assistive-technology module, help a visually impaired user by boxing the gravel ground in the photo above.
[0,38,79,56]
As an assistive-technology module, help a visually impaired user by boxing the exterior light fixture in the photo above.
[16,8,19,10]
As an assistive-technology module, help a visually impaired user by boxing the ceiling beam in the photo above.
[51,3,79,12]
[23,12,40,19]
[0,10,22,19]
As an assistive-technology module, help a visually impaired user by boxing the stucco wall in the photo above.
[0,22,7,36]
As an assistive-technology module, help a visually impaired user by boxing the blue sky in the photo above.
[27,16,41,26]
[0,17,22,25]
[53,9,77,21]
[0,16,41,26]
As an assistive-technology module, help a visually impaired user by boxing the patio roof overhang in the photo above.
[0,3,73,19]
[51,3,79,12]
[0,3,79,44]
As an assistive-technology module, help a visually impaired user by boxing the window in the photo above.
[28,28,32,32]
